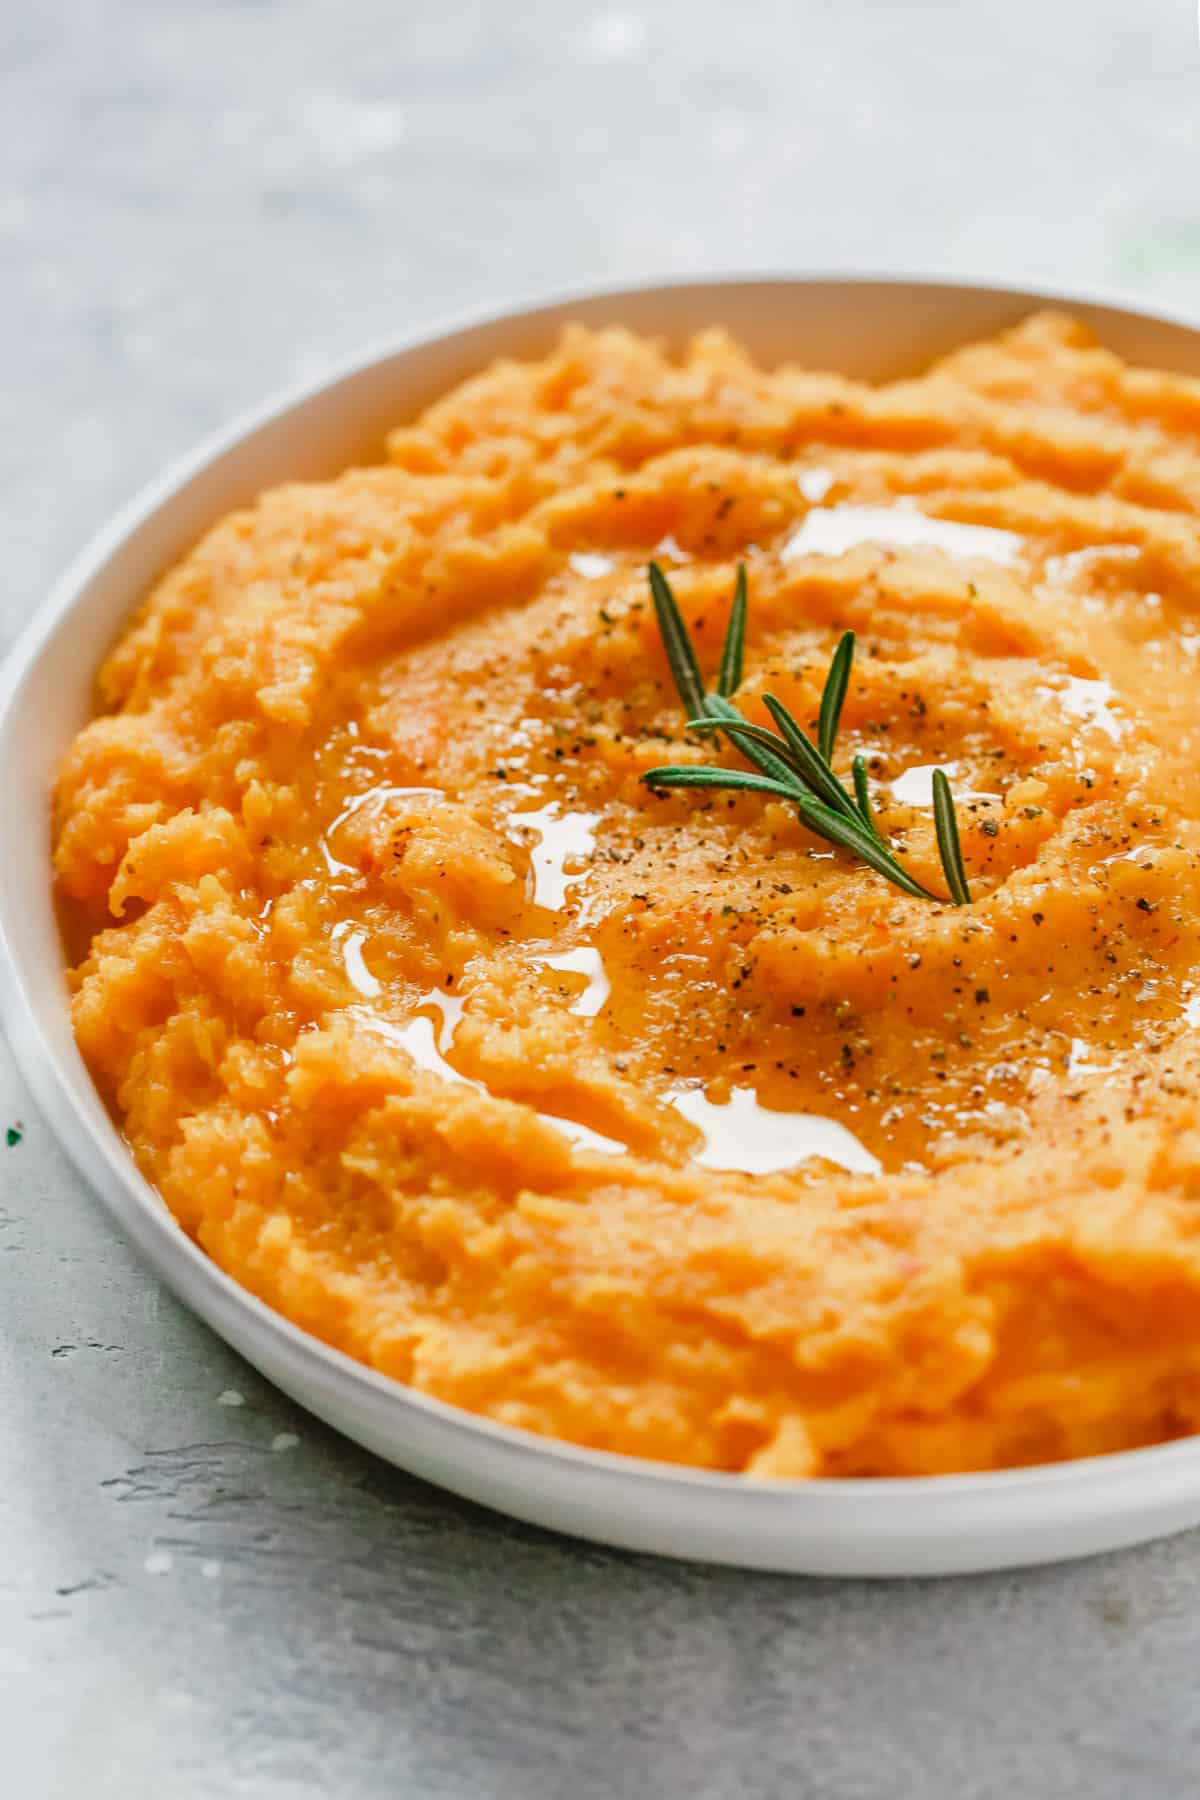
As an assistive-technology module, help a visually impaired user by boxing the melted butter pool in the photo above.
[529,946,611,1017]
[782,501,1023,567]
[337,926,382,998]
[514,802,602,910]
[890,760,1002,808]
[668,1084,881,1178]
[568,550,617,579]
[321,784,445,876]
[354,994,624,1156]
[1038,674,1125,743]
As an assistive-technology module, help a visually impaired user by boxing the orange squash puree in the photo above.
[54,312,1200,1476]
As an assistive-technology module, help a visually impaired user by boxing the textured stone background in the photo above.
[5,2,1200,1794]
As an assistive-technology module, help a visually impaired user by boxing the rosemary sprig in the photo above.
[642,562,973,906]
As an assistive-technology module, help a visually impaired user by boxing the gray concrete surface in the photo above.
[5,1,1200,1793]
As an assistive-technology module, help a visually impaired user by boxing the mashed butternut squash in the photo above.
[54,313,1200,1476]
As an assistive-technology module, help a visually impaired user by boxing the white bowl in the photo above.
[6,273,1200,1578]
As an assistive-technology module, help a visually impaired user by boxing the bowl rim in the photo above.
[6,264,1200,1521]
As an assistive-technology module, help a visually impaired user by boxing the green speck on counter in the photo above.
[6,1124,23,1147]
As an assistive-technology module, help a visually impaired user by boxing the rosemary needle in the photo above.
[817,631,854,764]
[852,753,883,844]
[648,560,706,721]
[716,563,747,699]
[932,766,973,906]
